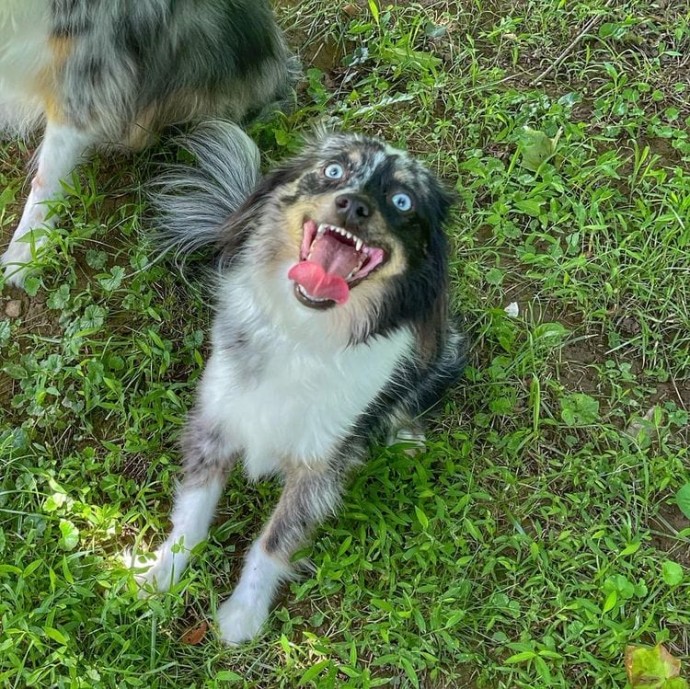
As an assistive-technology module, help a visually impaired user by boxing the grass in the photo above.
[1,0,689,687]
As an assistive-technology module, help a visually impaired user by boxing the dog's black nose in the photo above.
[335,193,370,227]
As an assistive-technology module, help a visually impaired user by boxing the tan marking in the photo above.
[38,36,74,122]
[34,70,63,122]
[347,150,363,166]
[126,104,160,150]
[282,199,315,251]
[393,169,416,186]
[128,91,214,149]
[251,188,417,343]
[278,192,409,278]
[271,192,409,342]
[48,36,73,65]
[33,37,73,124]
[43,95,64,123]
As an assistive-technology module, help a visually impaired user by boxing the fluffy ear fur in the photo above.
[412,180,457,360]
[428,179,457,231]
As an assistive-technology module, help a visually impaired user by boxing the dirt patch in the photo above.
[649,499,690,568]
[1,290,56,337]
[1,289,61,420]
[0,368,14,415]
[557,336,607,396]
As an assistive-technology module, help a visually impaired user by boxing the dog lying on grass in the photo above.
[0,0,295,288]
[134,121,467,645]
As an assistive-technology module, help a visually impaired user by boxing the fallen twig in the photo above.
[530,0,617,86]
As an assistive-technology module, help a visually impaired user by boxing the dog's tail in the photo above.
[150,120,260,256]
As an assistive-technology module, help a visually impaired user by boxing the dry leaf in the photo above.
[180,621,209,645]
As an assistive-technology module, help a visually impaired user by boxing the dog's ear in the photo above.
[427,178,457,231]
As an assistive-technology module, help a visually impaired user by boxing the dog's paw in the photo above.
[216,591,269,646]
[126,546,184,597]
[1,243,33,290]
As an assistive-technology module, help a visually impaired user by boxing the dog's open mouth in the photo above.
[288,220,385,308]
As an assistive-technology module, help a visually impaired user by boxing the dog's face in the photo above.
[234,133,454,342]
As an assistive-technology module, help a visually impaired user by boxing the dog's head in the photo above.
[226,132,455,344]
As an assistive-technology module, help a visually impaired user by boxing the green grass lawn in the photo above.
[1,1,689,687]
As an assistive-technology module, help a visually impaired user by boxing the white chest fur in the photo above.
[196,289,413,479]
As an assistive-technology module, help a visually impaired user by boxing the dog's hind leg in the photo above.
[135,414,239,594]
[216,453,359,645]
[1,119,95,288]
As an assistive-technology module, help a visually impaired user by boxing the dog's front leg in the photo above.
[2,120,95,288]
[217,462,347,645]
[136,415,239,594]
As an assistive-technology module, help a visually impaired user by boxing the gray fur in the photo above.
[261,458,355,561]
[150,121,261,256]
[0,0,297,287]
[51,0,298,140]
[180,412,239,488]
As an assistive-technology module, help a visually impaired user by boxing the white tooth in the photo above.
[355,238,363,251]
[317,224,326,235]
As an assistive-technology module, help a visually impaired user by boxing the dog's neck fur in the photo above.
[206,262,414,479]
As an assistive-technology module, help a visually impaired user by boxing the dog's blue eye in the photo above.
[324,163,345,180]
[392,192,413,212]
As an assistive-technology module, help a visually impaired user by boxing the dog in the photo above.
[0,0,295,288]
[134,121,467,645]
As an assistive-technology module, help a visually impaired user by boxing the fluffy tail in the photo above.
[150,120,261,256]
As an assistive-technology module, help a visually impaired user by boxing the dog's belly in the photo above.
[198,327,414,479]
[0,1,52,131]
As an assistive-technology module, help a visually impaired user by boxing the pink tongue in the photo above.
[288,261,350,305]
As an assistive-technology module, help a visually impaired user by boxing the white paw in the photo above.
[216,591,270,645]
[1,242,33,289]
[127,545,188,597]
